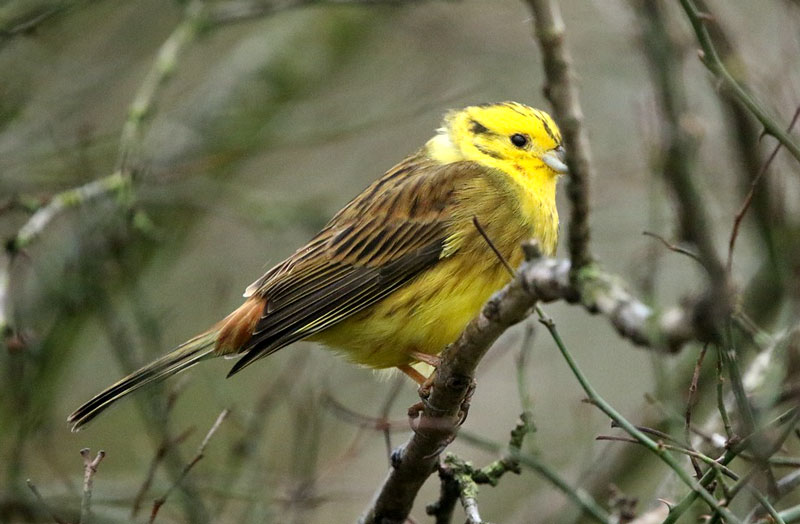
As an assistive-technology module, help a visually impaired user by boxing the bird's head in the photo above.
[426,101,567,178]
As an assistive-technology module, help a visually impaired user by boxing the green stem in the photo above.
[535,306,743,524]
[678,0,800,164]
[459,431,612,524]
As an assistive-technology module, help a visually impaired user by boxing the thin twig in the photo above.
[642,231,703,265]
[686,344,709,477]
[666,407,799,523]
[322,393,408,432]
[26,479,68,524]
[132,427,195,517]
[727,105,800,272]
[459,429,612,523]
[715,345,734,439]
[473,216,515,277]
[148,409,229,524]
[79,448,106,524]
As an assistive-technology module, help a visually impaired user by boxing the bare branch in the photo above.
[728,105,800,272]
[525,0,595,273]
[148,409,229,524]
[79,448,106,524]
[25,479,68,524]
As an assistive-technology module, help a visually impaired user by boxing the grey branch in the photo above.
[79,448,106,524]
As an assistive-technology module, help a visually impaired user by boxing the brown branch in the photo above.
[642,231,703,265]
[728,105,800,272]
[132,427,195,518]
[322,392,408,433]
[526,0,595,274]
[361,248,700,522]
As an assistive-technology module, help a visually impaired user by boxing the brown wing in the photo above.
[227,155,483,376]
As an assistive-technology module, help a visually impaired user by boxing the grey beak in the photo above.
[542,145,568,174]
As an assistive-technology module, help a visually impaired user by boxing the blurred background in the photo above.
[2,0,800,522]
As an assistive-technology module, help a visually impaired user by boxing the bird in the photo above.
[67,102,566,431]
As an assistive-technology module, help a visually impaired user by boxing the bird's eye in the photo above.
[510,133,528,148]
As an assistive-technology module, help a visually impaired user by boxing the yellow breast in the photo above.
[312,171,558,369]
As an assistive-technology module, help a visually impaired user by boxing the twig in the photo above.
[428,414,534,524]
[686,344,709,477]
[459,424,612,523]
[117,0,206,175]
[208,0,427,25]
[79,448,106,524]
[322,393,408,432]
[148,409,229,524]
[666,407,799,523]
[642,231,702,265]
[678,0,800,164]
[715,345,734,439]
[6,172,130,254]
[534,305,743,523]
[25,479,68,524]
[526,0,595,274]
[132,427,195,517]
[473,216,515,277]
[727,105,800,272]
[515,323,536,415]
[378,375,406,461]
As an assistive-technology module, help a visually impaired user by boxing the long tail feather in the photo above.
[67,330,218,432]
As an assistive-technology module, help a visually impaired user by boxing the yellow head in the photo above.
[426,101,567,179]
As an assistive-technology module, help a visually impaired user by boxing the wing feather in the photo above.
[228,155,485,376]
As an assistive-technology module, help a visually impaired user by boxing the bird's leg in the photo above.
[408,350,441,368]
[397,364,427,386]
[398,364,430,421]
[408,350,440,398]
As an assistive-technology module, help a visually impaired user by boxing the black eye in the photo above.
[510,133,528,148]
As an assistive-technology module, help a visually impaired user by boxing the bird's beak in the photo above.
[541,145,568,174]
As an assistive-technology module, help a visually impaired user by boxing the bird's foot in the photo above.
[456,378,477,425]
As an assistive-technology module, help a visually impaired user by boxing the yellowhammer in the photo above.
[68,102,566,431]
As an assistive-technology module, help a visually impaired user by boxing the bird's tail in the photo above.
[67,330,218,432]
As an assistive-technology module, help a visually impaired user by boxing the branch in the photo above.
[526,0,595,274]
[534,307,743,524]
[427,414,532,524]
[361,246,700,522]
[208,0,429,25]
[148,409,229,524]
[633,0,725,285]
[79,448,106,524]
[728,105,800,272]
[25,479,68,524]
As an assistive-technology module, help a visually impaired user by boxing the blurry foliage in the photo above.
[1,0,800,523]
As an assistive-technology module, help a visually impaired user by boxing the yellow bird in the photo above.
[68,102,566,431]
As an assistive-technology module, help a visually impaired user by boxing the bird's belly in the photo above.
[310,255,512,369]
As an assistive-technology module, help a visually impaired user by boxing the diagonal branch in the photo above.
[361,248,702,523]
